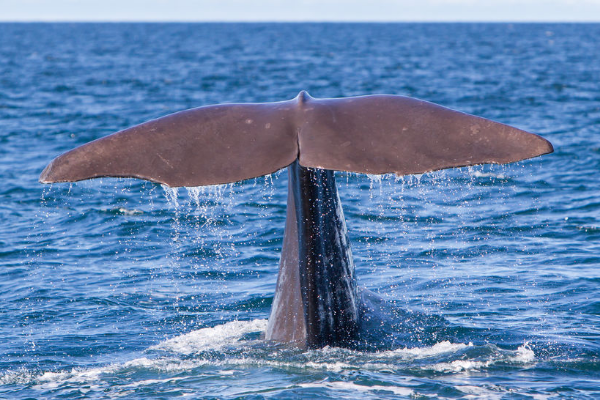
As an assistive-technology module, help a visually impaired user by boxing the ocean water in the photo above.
[1,22,599,398]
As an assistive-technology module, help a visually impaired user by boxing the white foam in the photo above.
[432,359,493,373]
[0,369,37,385]
[117,207,143,215]
[32,365,114,392]
[512,343,536,363]
[150,319,268,354]
[382,340,472,359]
[29,358,219,392]
[26,319,268,390]
[299,381,414,396]
[38,367,106,383]
[430,343,535,373]
[301,361,355,372]
[6,318,538,395]
[121,357,203,372]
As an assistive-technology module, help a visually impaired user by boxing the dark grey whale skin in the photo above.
[40,92,553,349]
[265,161,359,348]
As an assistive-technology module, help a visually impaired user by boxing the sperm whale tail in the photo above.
[40,91,552,187]
[39,92,553,348]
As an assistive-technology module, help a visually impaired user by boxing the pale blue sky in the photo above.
[2,0,600,22]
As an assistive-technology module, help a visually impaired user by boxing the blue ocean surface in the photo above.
[1,23,599,398]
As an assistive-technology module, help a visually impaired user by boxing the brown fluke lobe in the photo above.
[40,91,552,187]
[298,94,553,175]
[40,102,299,187]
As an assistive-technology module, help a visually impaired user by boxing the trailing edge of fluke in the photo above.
[39,91,553,187]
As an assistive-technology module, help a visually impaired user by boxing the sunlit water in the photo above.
[1,23,599,398]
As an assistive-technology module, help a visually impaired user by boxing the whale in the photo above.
[40,91,553,348]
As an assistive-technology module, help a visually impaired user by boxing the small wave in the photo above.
[297,380,536,399]
[382,340,473,359]
[299,380,415,396]
[2,321,536,394]
[149,319,268,354]
[38,367,107,387]
[0,369,38,386]
[429,343,535,373]
[116,207,143,215]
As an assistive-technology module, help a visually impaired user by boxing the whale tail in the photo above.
[39,92,553,348]
[40,91,552,187]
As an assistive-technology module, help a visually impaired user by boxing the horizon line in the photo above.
[1,20,599,23]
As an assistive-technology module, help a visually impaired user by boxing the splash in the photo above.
[429,343,535,373]
[0,317,540,400]
[150,319,268,354]
[384,340,473,359]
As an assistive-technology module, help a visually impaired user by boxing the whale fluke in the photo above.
[40,91,552,187]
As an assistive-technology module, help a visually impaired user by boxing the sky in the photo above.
[1,0,600,22]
